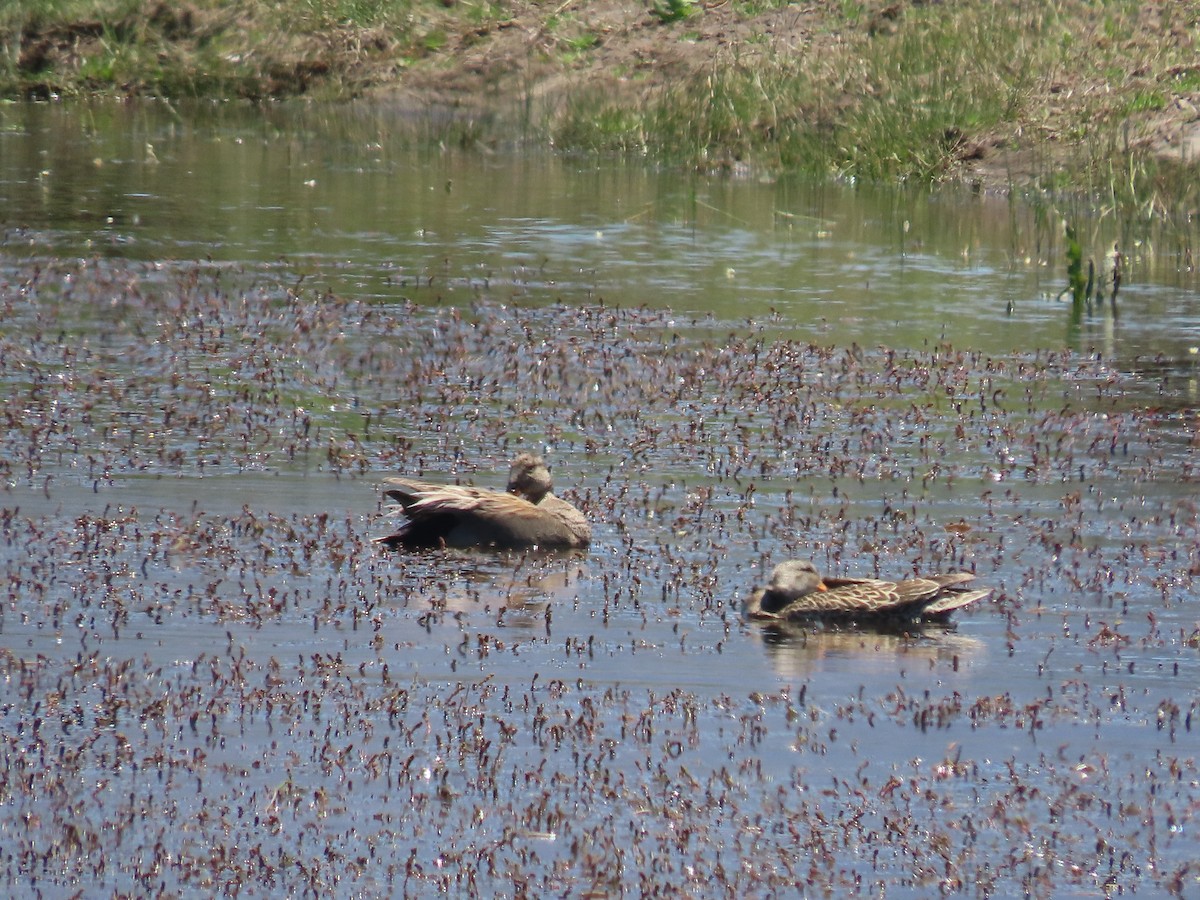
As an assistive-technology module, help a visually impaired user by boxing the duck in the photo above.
[744,559,989,624]
[376,454,591,551]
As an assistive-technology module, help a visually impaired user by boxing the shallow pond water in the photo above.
[1,100,1199,897]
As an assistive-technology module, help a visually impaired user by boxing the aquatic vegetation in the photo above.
[1065,222,1087,307]
[1061,221,1124,321]
[0,254,1198,894]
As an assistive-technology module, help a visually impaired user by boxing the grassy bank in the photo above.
[558,2,1200,193]
[2,0,1199,198]
[0,0,441,98]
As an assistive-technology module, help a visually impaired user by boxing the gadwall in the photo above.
[377,454,591,551]
[744,559,990,623]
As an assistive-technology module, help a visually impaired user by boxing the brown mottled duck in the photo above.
[377,454,590,551]
[744,560,989,624]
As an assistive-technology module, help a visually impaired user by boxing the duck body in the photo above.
[744,559,989,624]
[377,454,591,551]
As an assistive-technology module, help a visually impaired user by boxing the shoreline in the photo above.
[3,1,1200,192]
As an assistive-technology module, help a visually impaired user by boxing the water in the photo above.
[0,100,1198,896]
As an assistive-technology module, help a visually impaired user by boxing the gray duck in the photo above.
[377,454,591,551]
[744,559,989,623]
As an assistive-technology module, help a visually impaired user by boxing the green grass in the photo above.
[1174,70,1200,92]
[558,2,1037,181]
[1126,90,1167,113]
[555,31,601,66]
[294,0,404,29]
[649,0,697,25]
[554,0,1200,206]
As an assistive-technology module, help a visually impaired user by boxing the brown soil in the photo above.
[394,1,833,109]
[388,0,877,149]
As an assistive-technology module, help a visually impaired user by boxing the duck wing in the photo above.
[920,574,992,615]
[379,485,532,548]
[819,574,990,618]
[382,477,488,510]
[775,577,924,617]
[379,483,589,550]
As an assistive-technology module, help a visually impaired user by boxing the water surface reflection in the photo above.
[4,101,1198,362]
[0,102,1198,896]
